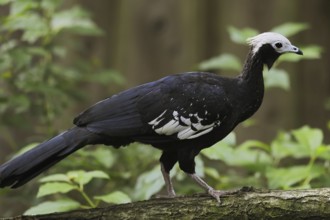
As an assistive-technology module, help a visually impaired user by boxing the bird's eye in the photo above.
[275,43,283,48]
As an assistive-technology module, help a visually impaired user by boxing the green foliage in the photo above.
[270,22,309,37]
[1,9,326,216]
[20,142,162,214]
[263,68,290,91]
[133,165,167,200]
[198,54,242,72]
[227,26,259,44]
[94,191,131,205]
[202,126,330,190]
[24,199,81,215]
[198,22,322,91]
[24,169,131,214]
[0,0,125,215]
[0,0,123,133]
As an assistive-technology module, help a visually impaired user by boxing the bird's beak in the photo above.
[291,45,303,55]
[296,48,303,55]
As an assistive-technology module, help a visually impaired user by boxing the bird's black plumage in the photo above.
[0,32,303,201]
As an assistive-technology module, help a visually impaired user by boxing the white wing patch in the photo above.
[148,110,167,125]
[148,110,220,140]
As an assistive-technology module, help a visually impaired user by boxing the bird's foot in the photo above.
[188,173,228,203]
[207,188,243,203]
[162,189,176,198]
[160,163,177,198]
[154,191,176,199]
[208,188,226,203]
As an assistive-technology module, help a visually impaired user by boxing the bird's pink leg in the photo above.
[188,173,225,203]
[161,163,176,197]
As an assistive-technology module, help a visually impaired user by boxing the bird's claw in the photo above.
[207,188,243,203]
[167,191,176,198]
[208,189,225,203]
[154,192,176,199]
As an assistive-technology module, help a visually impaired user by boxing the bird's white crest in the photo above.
[247,32,292,55]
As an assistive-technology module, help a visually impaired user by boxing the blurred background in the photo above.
[0,0,330,217]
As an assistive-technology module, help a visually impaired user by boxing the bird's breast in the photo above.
[236,87,264,122]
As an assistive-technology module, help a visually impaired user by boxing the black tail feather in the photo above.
[0,127,99,188]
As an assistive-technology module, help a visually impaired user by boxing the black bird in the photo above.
[0,32,303,202]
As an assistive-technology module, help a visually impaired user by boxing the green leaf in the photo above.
[95,191,131,204]
[0,39,17,53]
[27,46,50,57]
[221,132,237,146]
[202,132,236,160]
[266,165,324,189]
[10,48,32,70]
[239,140,270,152]
[316,145,330,160]
[51,6,103,35]
[271,22,309,37]
[203,134,271,170]
[39,174,70,183]
[229,144,272,168]
[202,132,235,160]
[292,126,323,157]
[241,119,257,127]
[0,0,12,6]
[270,129,325,161]
[227,26,259,44]
[278,53,304,62]
[86,170,110,180]
[10,0,38,15]
[90,148,116,168]
[67,170,109,186]
[264,68,290,90]
[134,165,165,200]
[278,45,322,63]
[271,132,301,161]
[194,155,204,177]
[40,0,62,14]
[37,182,76,198]
[299,45,322,59]
[198,54,242,71]
[52,45,67,58]
[4,13,49,43]
[202,143,232,161]
[24,199,81,215]
[204,167,221,180]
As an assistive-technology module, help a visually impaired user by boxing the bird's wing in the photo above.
[137,72,232,140]
[74,72,232,140]
[73,82,158,136]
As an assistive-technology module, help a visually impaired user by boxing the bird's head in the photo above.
[247,32,303,69]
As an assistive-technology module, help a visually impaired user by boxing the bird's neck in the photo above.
[234,49,265,122]
[240,49,264,83]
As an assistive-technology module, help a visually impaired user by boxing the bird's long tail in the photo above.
[0,127,100,188]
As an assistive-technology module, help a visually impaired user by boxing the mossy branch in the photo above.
[12,187,330,220]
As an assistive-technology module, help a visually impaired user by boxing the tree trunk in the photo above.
[12,187,330,220]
